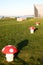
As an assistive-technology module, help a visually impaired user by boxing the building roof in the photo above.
[34,4,43,10]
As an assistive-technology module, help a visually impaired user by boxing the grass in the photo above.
[0,18,43,65]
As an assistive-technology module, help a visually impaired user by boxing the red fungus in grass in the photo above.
[36,22,40,26]
[29,26,35,34]
[2,45,18,62]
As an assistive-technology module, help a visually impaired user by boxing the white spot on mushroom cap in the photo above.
[2,48,5,52]
[9,49,14,52]
[8,45,12,47]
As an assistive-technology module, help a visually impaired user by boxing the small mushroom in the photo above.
[29,26,35,34]
[36,22,40,26]
[2,45,18,62]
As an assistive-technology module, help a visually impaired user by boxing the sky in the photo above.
[0,0,43,16]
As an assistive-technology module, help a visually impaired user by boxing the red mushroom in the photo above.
[36,22,40,26]
[29,26,35,34]
[2,45,18,62]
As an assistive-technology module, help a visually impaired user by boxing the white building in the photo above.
[17,17,26,21]
[34,4,43,18]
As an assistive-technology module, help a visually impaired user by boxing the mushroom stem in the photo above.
[36,24,39,26]
[5,54,14,62]
[30,29,34,34]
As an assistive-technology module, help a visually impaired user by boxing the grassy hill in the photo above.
[0,18,43,65]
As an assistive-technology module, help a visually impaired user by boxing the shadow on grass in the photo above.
[15,57,29,65]
[14,39,29,65]
[17,39,28,50]
[34,28,38,32]
[15,39,28,57]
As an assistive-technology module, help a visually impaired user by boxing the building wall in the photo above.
[34,6,38,17]
[34,4,43,18]
[38,9,43,17]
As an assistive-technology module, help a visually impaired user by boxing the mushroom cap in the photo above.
[29,26,35,30]
[2,45,18,54]
[36,22,40,24]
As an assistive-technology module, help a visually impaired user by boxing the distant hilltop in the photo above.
[12,15,34,18]
[0,15,34,19]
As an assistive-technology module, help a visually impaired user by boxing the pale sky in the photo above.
[0,0,43,16]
